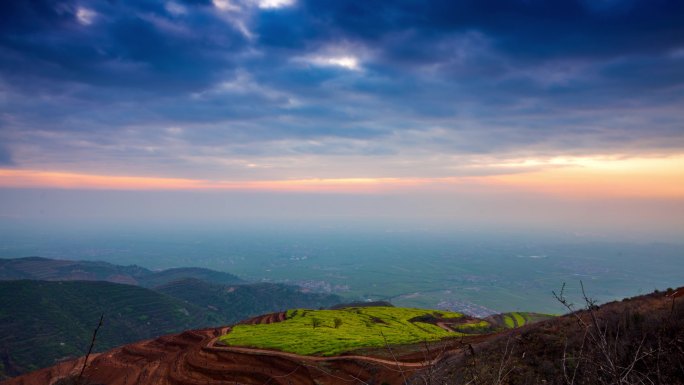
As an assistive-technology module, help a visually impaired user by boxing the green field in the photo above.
[498,312,554,329]
[451,320,490,333]
[512,312,525,326]
[219,307,464,356]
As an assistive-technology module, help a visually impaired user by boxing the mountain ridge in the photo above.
[0,257,244,287]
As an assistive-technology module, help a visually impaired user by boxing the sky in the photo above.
[0,0,683,241]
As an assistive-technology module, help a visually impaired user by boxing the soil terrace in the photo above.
[4,311,480,385]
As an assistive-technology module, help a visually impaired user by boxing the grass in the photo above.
[502,312,527,328]
[219,307,464,356]
[499,312,555,329]
[503,314,516,328]
[512,312,526,326]
[452,320,491,333]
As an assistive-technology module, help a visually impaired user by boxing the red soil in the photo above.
[238,311,287,326]
[4,324,459,385]
[5,305,480,385]
[1,309,538,385]
[6,288,683,385]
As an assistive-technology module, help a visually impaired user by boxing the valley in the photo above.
[1,227,681,315]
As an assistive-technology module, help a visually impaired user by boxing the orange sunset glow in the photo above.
[2,155,682,197]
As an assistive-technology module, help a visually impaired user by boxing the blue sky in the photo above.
[0,0,683,240]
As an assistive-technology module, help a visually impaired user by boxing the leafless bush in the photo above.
[554,282,683,385]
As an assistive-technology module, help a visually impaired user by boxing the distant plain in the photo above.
[0,220,681,315]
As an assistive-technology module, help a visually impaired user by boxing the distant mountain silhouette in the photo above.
[0,256,243,286]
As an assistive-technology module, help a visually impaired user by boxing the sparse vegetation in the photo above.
[437,285,684,385]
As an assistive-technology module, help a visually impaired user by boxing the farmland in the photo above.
[489,311,554,329]
[219,306,465,356]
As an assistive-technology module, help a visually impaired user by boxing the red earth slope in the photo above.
[4,311,463,385]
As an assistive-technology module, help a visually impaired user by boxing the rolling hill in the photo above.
[154,278,342,325]
[0,257,244,287]
[0,280,221,378]
[0,277,342,379]
[220,306,466,356]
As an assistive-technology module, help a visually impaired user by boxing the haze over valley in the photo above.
[1,219,681,315]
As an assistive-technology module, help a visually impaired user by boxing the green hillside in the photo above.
[154,278,342,324]
[220,306,465,356]
[487,311,555,329]
[0,278,346,379]
[0,280,221,378]
[139,267,243,287]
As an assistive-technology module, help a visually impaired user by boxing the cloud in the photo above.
[297,55,362,71]
[2,154,683,199]
[256,0,295,9]
[0,145,13,166]
[0,0,682,183]
[75,7,97,25]
[165,2,188,16]
[0,0,248,92]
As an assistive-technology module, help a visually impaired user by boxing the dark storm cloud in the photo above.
[0,0,246,92]
[0,0,682,177]
[282,0,684,58]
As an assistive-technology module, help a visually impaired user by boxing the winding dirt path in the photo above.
[207,335,458,369]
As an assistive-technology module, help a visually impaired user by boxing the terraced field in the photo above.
[487,312,554,329]
[219,307,470,356]
[4,325,440,385]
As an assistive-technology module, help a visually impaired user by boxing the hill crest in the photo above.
[0,257,243,287]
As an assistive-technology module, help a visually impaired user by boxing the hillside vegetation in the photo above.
[155,278,341,324]
[0,277,342,380]
[0,280,220,377]
[487,311,554,329]
[432,287,684,385]
[220,306,466,355]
